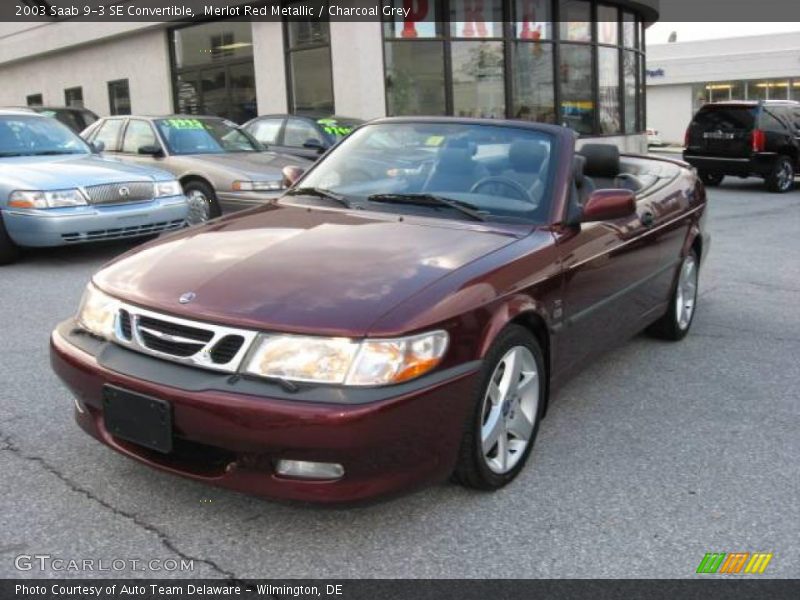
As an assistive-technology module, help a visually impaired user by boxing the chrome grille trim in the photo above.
[111,303,259,373]
[84,182,154,205]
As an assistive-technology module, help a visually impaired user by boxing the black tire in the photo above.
[0,215,20,265]
[453,324,546,490]
[647,250,699,341]
[698,171,724,187]
[765,155,794,193]
[183,180,221,225]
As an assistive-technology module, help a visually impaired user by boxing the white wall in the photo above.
[0,29,173,115]
[252,21,288,114]
[646,84,693,145]
[329,21,386,119]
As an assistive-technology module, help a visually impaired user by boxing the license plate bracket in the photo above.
[103,385,173,454]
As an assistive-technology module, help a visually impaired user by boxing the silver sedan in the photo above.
[82,115,312,224]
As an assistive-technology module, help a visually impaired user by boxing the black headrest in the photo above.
[436,148,473,173]
[572,155,587,187]
[509,140,547,173]
[579,143,620,178]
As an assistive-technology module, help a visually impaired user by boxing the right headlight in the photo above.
[8,189,87,209]
[76,284,119,339]
[244,330,449,386]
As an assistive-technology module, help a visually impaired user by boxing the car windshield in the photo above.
[317,117,363,141]
[293,122,555,224]
[154,117,260,155]
[0,115,90,157]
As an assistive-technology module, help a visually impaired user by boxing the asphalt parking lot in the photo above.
[1,179,798,579]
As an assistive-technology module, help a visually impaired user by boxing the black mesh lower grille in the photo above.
[210,335,245,364]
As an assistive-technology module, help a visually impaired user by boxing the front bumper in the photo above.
[216,190,282,213]
[50,320,480,503]
[2,196,187,248]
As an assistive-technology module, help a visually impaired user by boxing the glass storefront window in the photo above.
[623,51,636,133]
[512,42,556,123]
[598,46,620,133]
[748,81,769,101]
[560,1,592,43]
[622,12,636,48]
[385,41,447,116]
[289,46,334,114]
[384,0,441,38]
[560,44,594,134]
[451,41,505,118]
[172,21,253,70]
[730,81,746,101]
[287,21,329,47]
[597,5,619,45]
[515,0,553,39]
[450,0,504,38]
[108,79,130,116]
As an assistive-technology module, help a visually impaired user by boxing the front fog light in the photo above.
[275,460,344,480]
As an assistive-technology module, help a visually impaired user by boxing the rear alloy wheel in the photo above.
[765,156,794,193]
[184,180,221,225]
[648,251,699,341]
[454,325,545,490]
[0,215,20,265]
[698,171,724,187]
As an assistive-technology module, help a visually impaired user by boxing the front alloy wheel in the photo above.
[454,325,545,490]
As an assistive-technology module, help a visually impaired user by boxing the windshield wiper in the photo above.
[30,150,82,156]
[367,193,487,222]
[286,187,351,208]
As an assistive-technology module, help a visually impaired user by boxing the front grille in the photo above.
[110,303,259,373]
[61,219,185,243]
[85,182,154,205]
[210,335,245,364]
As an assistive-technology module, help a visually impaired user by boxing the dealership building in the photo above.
[646,31,800,144]
[0,0,658,151]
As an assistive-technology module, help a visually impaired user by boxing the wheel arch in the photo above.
[179,174,215,193]
[478,296,552,416]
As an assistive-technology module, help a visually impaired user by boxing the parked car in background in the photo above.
[52,117,709,503]
[242,114,364,161]
[646,127,664,147]
[684,100,800,192]
[82,115,312,223]
[5,106,99,134]
[0,109,187,264]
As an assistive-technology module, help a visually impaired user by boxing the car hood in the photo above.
[180,151,309,178]
[94,205,520,337]
[0,154,171,189]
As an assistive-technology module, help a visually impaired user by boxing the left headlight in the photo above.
[76,284,119,339]
[232,180,283,192]
[154,180,182,198]
[8,189,87,209]
[244,330,449,386]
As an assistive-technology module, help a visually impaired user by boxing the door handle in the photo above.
[640,211,655,228]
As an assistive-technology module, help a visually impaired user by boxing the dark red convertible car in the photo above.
[51,118,709,503]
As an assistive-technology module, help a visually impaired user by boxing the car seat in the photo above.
[501,140,549,203]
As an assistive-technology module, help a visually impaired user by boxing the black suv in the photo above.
[684,100,800,193]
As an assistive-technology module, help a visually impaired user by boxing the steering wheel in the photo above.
[470,177,533,203]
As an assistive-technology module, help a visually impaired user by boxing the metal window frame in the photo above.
[282,18,336,115]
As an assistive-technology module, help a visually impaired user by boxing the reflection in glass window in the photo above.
[385,41,447,116]
[249,118,284,145]
[597,5,619,45]
[172,21,253,69]
[26,94,43,107]
[122,120,157,154]
[64,87,84,108]
[515,0,552,39]
[623,51,637,133]
[560,44,594,135]
[383,0,440,38]
[289,46,334,114]
[598,47,621,134]
[452,42,506,118]
[560,1,592,42]
[450,0,504,38]
[287,21,329,47]
[622,12,636,48]
[512,42,555,123]
[108,79,131,116]
[93,119,125,152]
[284,118,321,147]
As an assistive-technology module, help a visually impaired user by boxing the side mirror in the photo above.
[302,138,325,153]
[91,140,105,153]
[138,144,163,157]
[581,189,636,222]
[282,165,306,188]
